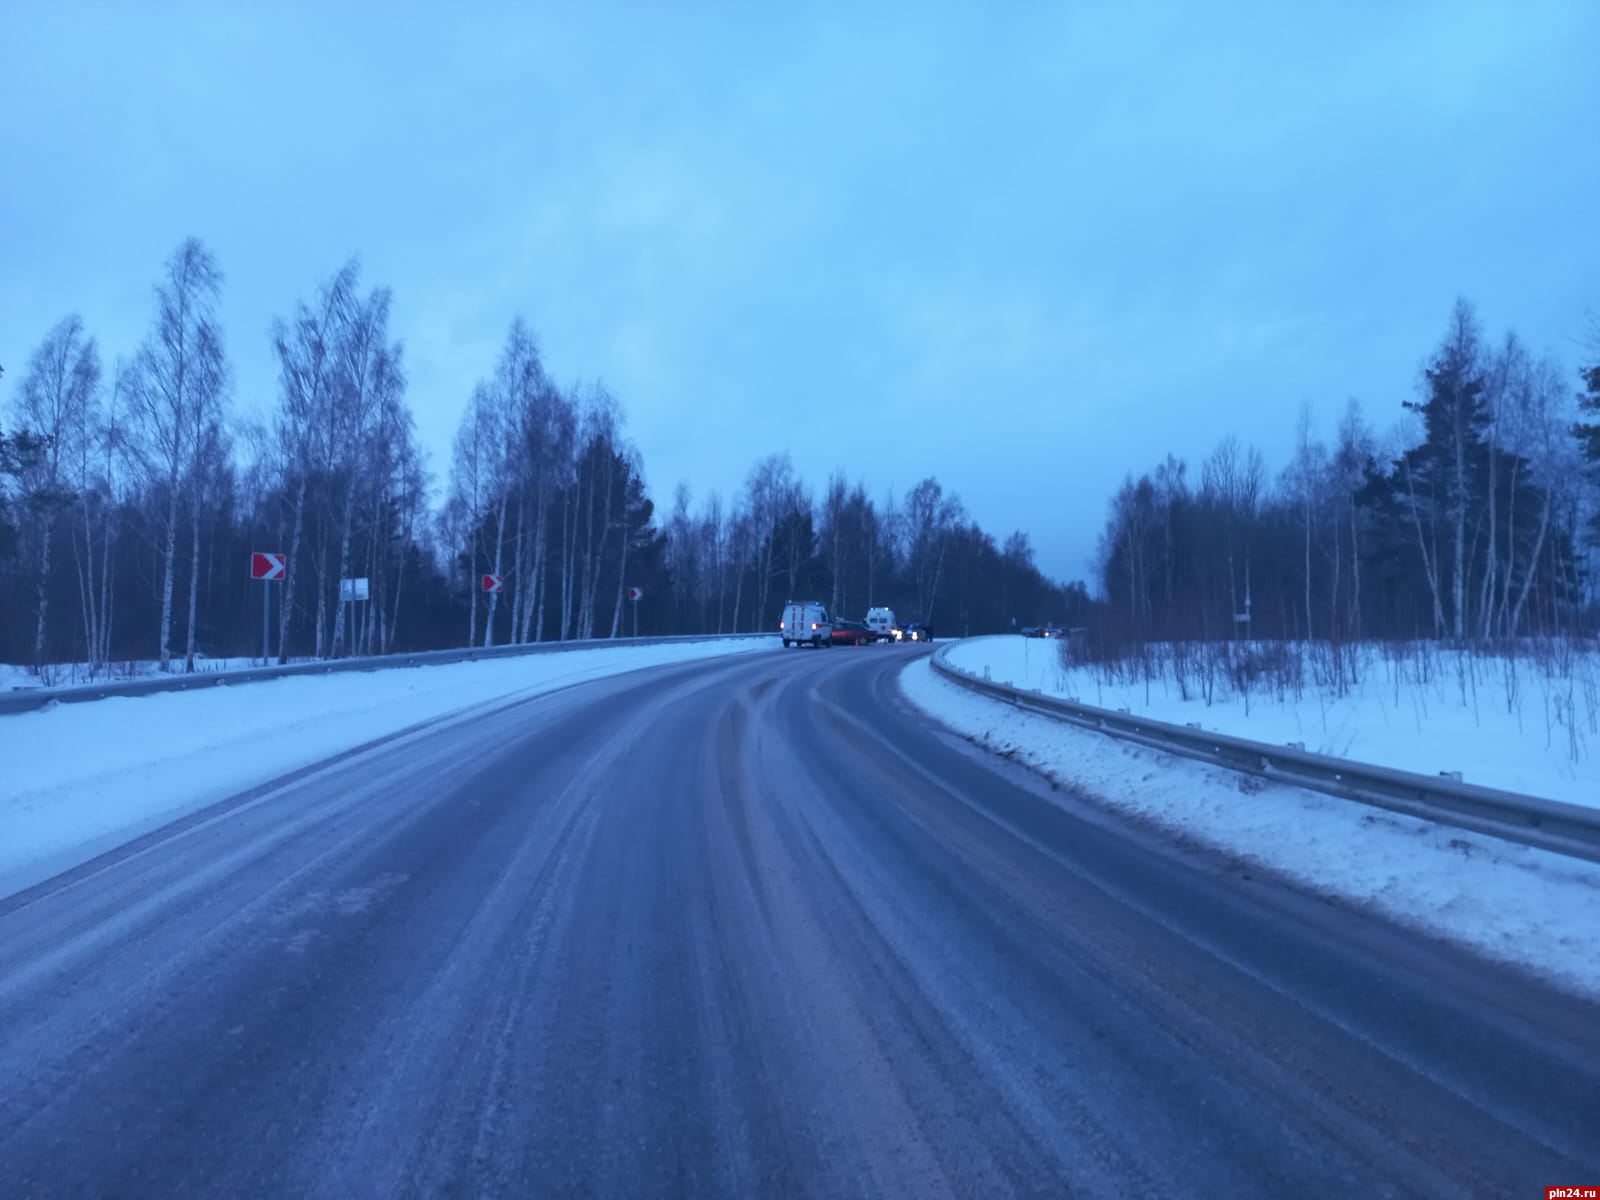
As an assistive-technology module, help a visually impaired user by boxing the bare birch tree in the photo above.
[123,239,228,671]
[14,315,99,664]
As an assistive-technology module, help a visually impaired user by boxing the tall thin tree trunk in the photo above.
[316,537,333,656]
[483,490,508,647]
[559,489,575,640]
[1452,415,1467,642]
[1328,508,1342,642]
[185,496,202,672]
[1478,442,1497,641]
[577,466,594,639]
[158,484,179,671]
[1349,503,1362,642]
[1303,498,1313,642]
[1508,491,1553,637]
[1401,458,1446,637]
[99,504,116,665]
[610,526,628,639]
[510,485,526,644]
[279,475,306,664]
[715,539,725,634]
[530,489,549,642]
[81,494,100,667]
[1498,460,1520,637]
[329,482,359,656]
[387,549,405,655]
[34,523,53,665]
[73,519,93,667]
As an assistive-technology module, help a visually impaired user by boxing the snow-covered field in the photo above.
[901,644,1600,999]
[0,638,769,899]
[946,636,1598,806]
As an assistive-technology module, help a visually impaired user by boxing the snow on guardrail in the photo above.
[929,642,1600,865]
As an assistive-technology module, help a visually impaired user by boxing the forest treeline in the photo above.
[4,243,1596,674]
[0,239,1084,672]
[1097,300,1600,646]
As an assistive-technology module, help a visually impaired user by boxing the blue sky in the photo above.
[4,2,1596,583]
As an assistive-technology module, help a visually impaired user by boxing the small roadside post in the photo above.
[339,577,370,657]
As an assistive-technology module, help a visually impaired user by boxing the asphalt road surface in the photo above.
[2,645,1597,1198]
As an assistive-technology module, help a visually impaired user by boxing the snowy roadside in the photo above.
[0,638,770,899]
[946,636,1598,807]
[899,654,1600,1000]
[0,657,308,692]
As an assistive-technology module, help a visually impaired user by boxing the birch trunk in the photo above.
[184,495,202,671]
[529,489,549,643]
[33,523,52,665]
[158,483,179,671]
[559,489,575,640]
[1401,458,1446,637]
[483,490,508,647]
[510,485,526,644]
[278,475,306,663]
[1497,459,1521,637]
[330,484,357,656]
[1451,417,1467,641]
[1508,490,1553,636]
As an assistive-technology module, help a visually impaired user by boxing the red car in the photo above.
[830,619,878,646]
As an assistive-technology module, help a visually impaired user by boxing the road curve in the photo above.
[1,644,1596,1197]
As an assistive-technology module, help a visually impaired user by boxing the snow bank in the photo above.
[900,653,1600,999]
[0,656,296,692]
[0,639,768,898]
[946,636,1598,806]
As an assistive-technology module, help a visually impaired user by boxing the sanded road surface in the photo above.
[1,644,1596,1197]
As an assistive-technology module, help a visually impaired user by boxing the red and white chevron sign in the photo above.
[250,552,286,581]
[627,586,643,601]
[483,574,503,593]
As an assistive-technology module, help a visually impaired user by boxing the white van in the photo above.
[781,601,833,648]
[865,607,897,642]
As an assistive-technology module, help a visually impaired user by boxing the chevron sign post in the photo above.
[251,552,286,581]
[250,552,286,663]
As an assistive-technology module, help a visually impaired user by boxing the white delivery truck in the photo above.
[864,607,897,642]
[781,601,833,648]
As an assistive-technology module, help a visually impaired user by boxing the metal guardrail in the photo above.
[0,633,778,717]
[930,642,1600,866]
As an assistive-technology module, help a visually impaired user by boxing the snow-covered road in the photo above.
[901,642,1600,999]
[2,644,1595,1193]
[0,638,771,898]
